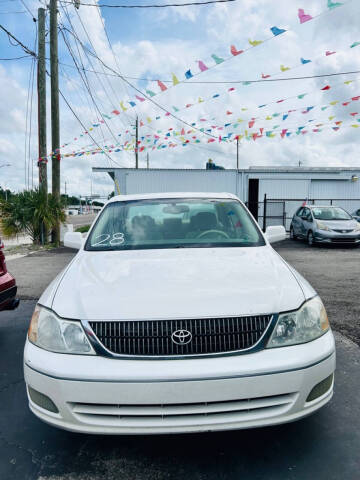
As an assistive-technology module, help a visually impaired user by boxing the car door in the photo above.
[292,207,304,236]
[300,207,313,237]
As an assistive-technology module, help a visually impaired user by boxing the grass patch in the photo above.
[75,225,90,233]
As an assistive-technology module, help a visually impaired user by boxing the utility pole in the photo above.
[236,136,239,170]
[135,115,139,169]
[37,8,47,244]
[146,152,149,169]
[50,0,60,245]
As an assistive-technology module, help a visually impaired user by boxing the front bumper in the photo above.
[24,331,336,434]
[314,230,360,244]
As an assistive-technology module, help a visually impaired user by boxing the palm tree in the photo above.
[0,189,66,244]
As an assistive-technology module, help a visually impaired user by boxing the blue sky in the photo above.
[1,0,360,197]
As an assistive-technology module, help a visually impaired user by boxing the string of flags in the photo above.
[135,77,359,132]
[56,115,360,160]
[55,1,356,155]
[38,0,357,164]
[40,91,359,164]
[44,100,360,163]
[59,39,360,153]
[54,78,360,162]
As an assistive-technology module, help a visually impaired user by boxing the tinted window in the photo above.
[85,198,265,251]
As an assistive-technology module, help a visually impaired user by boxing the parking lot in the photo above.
[1,239,359,480]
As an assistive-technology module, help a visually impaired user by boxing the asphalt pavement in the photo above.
[1,240,359,479]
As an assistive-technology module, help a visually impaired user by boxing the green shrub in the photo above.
[75,225,90,233]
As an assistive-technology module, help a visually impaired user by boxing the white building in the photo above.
[93,166,360,229]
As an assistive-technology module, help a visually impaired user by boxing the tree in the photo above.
[0,189,66,244]
[61,194,80,206]
[0,186,13,201]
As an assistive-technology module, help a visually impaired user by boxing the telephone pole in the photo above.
[37,8,47,244]
[146,152,149,169]
[50,0,60,245]
[135,115,139,169]
[236,136,239,170]
[37,8,47,193]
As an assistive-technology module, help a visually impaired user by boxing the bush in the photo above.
[0,189,66,244]
[75,225,90,233]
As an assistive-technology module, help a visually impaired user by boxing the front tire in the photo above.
[307,231,314,246]
[290,226,297,240]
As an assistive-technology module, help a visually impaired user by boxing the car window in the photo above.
[296,208,304,217]
[301,207,308,218]
[302,208,312,220]
[312,207,352,220]
[85,198,265,251]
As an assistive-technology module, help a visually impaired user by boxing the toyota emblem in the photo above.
[171,329,192,345]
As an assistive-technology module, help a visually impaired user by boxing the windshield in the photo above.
[312,207,352,221]
[85,198,265,251]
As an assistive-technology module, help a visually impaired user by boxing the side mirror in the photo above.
[265,225,286,244]
[64,232,83,250]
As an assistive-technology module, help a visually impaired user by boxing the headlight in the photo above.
[267,296,329,348]
[316,221,331,231]
[354,223,360,231]
[28,305,95,354]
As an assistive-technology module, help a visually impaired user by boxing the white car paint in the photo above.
[24,192,335,434]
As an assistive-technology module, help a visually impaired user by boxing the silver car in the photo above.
[290,205,360,246]
[351,208,360,223]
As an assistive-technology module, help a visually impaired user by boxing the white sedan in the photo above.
[24,192,335,434]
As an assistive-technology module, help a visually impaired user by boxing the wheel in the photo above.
[290,226,297,240]
[307,231,314,246]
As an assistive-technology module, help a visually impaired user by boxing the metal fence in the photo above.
[249,196,360,231]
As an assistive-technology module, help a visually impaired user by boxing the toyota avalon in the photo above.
[24,193,335,434]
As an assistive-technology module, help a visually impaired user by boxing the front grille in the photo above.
[332,229,353,233]
[69,393,296,427]
[89,315,272,357]
[331,238,356,243]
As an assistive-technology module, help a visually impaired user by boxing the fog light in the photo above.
[306,374,334,402]
[28,386,59,413]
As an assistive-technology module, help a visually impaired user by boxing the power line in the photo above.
[56,81,124,167]
[60,27,121,152]
[24,33,37,189]
[70,5,135,133]
[61,0,237,8]
[0,10,27,13]
[57,62,360,84]
[58,9,133,163]
[0,54,31,60]
[0,23,37,57]
[18,0,36,21]
[61,26,218,139]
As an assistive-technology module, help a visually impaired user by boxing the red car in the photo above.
[0,237,19,311]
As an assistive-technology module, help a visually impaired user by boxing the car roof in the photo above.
[107,192,239,203]
[308,205,344,209]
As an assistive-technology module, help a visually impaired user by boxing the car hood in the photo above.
[50,246,307,320]
[315,219,358,230]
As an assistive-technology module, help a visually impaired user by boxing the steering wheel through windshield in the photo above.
[196,229,230,240]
